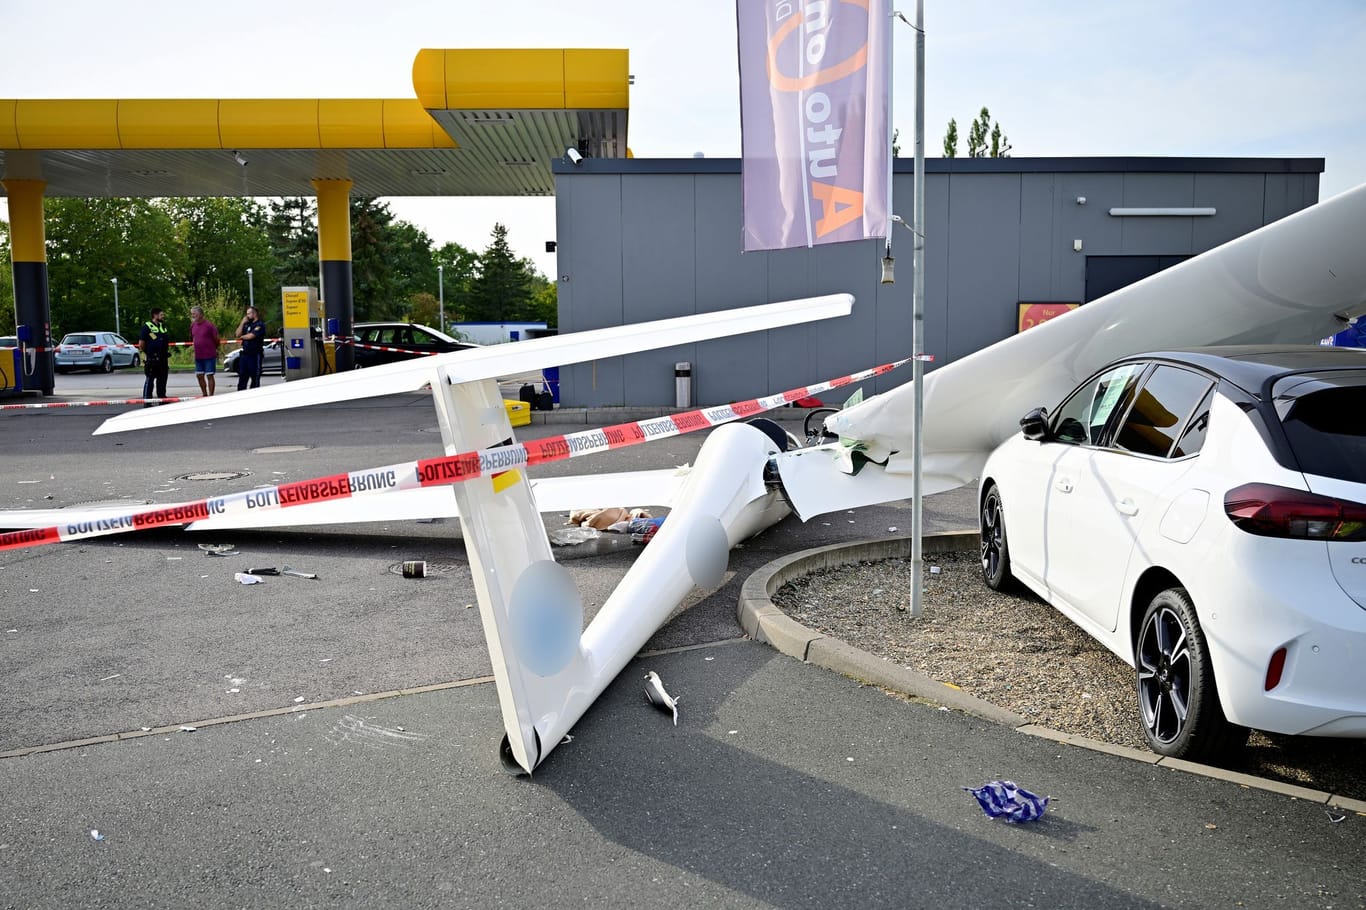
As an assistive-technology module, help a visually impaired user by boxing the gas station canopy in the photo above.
[0,48,630,199]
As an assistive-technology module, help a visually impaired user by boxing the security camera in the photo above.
[565,147,584,166]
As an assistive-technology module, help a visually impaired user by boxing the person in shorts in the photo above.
[189,306,220,396]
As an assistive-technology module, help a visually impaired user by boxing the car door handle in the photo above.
[1116,498,1139,516]
[1054,478,1073,493]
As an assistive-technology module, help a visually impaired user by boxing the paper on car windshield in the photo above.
[1089,364,1141,434]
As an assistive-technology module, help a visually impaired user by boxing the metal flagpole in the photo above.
[888,2,927,616]
[909,0,926,617]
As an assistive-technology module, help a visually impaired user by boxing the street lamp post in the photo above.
[246,268,255,310]
[111,278,120,336]
[437,264,445,331]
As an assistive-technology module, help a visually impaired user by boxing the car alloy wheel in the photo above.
[979,483,1013,590]
[99,356,114,374]
[1136,587,1243,759]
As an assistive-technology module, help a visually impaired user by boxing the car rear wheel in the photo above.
[979,483,1015,591]
[98,356,114,374]
[132,354,140,367]
[1136,587,1245,759]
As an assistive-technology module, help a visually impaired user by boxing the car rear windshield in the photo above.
[1280,386,1366,483]
[62,335,96,345]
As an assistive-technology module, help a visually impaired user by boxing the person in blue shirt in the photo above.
[235,305,267,391]
[138,307,170,405]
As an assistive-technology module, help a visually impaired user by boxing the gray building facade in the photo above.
[550,156,1322,408]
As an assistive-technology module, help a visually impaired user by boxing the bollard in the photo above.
[674,361,692,408]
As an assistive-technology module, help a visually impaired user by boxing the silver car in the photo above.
[54,332,140,373]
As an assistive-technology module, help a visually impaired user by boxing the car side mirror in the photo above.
[1020,407,1050,441]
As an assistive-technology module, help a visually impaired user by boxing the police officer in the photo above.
[138,307,170,405]
[235,305,267,391]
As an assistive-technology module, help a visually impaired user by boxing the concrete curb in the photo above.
[738,530,1366,814]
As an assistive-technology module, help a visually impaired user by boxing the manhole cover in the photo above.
[386,560,465,578]
[173,471,250,482]
[67,498,151,509]
[251,445,313,454]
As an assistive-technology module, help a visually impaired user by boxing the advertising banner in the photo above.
[738,0,890,251]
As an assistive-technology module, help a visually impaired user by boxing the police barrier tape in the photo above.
[2,397,185,411]
[0,357,910,551]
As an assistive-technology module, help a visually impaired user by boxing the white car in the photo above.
[54,331,140,373]
[978,345,1366,759]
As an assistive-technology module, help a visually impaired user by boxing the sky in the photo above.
[1,0,1363,279]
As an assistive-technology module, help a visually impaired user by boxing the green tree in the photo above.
[435,241,479,327]
[44,198,185,339]
[943,108,1010,158]
[266,197,319,290]
[525,275,558,329]
[0,220,14,334]
[164,197,272,309]
[465,223,532,323]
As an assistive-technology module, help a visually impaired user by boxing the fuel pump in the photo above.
[280,287,321,382]
[0,325,25,393]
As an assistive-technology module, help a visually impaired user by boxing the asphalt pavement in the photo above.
[1,377,1363,909]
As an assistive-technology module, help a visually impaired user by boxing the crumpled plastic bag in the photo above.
[963,780,1049,823]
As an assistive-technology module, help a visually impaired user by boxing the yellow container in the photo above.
[504,399,531,428]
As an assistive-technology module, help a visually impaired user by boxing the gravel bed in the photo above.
[773,549,1366,803]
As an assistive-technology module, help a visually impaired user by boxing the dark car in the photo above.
[350,322,478,369]
[222,339,285,375]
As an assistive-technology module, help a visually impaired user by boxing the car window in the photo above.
[1170,388,1214,457]
[62,334,96,345]
[111,334,128,345]
[1280,385,1366,483]
[1114,365,1215,458]
[1051,363,1144,445]
[411,328,436,345]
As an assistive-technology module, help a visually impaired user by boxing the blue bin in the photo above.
[542,366,560,404]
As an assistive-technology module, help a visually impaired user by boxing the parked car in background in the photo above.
[350,322,479,369]
[0,336,17,348]
[979,346,1366,760]
[54,332,140,373]
[222,339,285,375]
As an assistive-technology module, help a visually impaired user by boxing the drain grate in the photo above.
[173,471,250,482]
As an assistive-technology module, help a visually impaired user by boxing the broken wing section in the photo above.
[796,182,1366,506]
[92,294,853,437]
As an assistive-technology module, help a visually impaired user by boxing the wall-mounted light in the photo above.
[1073,239,1083,252]
[565,147,584,166]
[1075,196,1086,205]
[1108,207,1216,216]
[233,151,248,167]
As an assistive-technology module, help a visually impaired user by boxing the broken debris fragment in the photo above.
[644,670,680,725]
[963,780,1049,823]
[198,543,237,557]
[281,566,317,579]
[233,572,264,585]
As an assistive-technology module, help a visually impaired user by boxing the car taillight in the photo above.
[1224,483,1366,541]
[1265,647,1288,691]
[90,345,105,351]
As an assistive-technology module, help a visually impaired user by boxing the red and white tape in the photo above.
[1,397,185,411]
[0,357,909,551]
